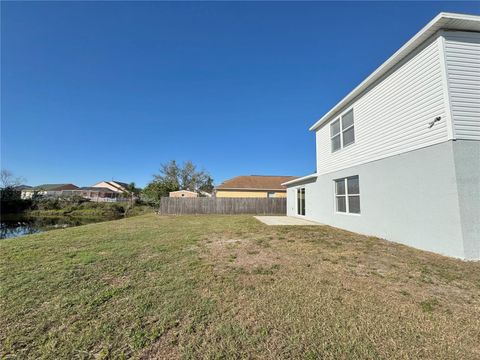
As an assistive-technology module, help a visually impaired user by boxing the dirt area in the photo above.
[254,216,323,225]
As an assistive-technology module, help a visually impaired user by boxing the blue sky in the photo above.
[2,1,479,187]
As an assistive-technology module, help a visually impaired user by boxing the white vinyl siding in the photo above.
[444,31,480,140]
[330,109,355,152]
[316,35,448,175]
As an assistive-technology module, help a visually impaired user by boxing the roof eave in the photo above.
[215,187,287,191]
[281,173,317,186]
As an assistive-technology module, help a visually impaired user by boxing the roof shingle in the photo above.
[31,184,79,191]
[215,175,298,191]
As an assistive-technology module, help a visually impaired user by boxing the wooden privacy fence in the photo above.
[158,197,286,215]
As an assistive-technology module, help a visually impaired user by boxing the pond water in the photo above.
[0,215,121,239]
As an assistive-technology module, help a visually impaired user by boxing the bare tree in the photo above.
[0,169,24,189]
[0,169,25,201]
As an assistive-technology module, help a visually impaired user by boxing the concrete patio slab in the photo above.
[254,216,323,226]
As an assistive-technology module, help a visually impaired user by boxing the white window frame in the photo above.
[334,175,360,215]
[330,119,342,152]
[330,108,355,153]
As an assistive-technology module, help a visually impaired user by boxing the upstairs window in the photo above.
[330,109,355,152]
[341,110,355,147]
[331,119,341,152]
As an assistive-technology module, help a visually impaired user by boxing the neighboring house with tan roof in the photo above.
[215,175,298,198]
[92,181,130,194]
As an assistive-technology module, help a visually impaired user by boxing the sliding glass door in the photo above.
[297,188,305,216]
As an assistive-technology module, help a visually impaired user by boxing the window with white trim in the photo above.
[334,176,360,214]
[330,109,355,152]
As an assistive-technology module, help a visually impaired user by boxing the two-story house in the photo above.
[283,13,480,260]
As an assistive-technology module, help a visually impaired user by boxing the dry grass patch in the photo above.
[196,220,480,359]
[1,214,479,359]
[203,235,282,274]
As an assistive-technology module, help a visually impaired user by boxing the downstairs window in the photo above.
[334,176,360,214]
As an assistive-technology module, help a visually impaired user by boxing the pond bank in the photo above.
[1,205,154,239]
[0,214,123,239]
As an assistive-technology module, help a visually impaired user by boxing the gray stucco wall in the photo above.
[287,141,479,259]
[453,140,480,260]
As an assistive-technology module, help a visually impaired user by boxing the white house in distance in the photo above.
[21,184,79,199]
[283,13,480,260]
[169,190,198,198]
[74,181,132,202]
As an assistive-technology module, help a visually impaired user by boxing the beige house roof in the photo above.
[27,184,79,191]
[216,175,298,191]
[92,181,129,193]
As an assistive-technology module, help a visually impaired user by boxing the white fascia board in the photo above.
[281,173,317,187]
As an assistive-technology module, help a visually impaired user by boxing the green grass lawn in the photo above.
[1,214,479,359]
